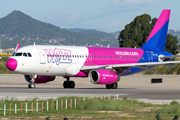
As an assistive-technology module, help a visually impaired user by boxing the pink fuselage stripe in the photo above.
[146,9,170,42]
[84,47,144,66]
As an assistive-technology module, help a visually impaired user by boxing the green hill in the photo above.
[0,11,118,48]
[65,28,119,47]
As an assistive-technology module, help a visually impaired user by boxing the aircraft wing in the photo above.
[81,61,180,70]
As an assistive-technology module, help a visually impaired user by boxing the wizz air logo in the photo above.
[44,48,72,65]
[115,51,139,56]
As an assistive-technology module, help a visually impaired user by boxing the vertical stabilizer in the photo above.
[141,9,171,51]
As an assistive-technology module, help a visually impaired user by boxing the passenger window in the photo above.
[23,53,28,57]
[15,53,22,56]
[82,55,84,58]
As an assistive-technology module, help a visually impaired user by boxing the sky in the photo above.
[0,0,180,33]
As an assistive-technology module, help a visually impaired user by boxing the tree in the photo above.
[118,14,179,54]
[118,14,157,48]
[165,34,179,54]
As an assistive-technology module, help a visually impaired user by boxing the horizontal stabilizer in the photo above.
[159,55,180,59]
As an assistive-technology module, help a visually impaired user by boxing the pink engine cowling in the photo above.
[88,69,120,84]
[24,75,56,83]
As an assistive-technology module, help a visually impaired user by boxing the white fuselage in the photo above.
[12,45,88,76]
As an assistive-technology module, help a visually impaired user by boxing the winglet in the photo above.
[15,43,20,51]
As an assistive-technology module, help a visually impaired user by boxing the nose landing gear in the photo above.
[63,77,75,89]
[28,83,35,88]
[28,75,36,89]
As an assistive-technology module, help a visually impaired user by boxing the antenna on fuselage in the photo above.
[33,42,36,46]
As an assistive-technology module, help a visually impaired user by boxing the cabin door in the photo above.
[37,48,46,64]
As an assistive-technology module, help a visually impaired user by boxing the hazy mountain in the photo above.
[65,28,119,47]
[0,11,118,49]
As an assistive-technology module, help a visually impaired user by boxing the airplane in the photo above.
[6,9,180,89]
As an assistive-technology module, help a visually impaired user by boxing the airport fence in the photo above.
[0,95,119,116]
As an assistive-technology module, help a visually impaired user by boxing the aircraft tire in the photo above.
[112,82,118,89]
[63,81,69,88]
[28,83,35,89]
[68,81,75,88]
[106,84,111,89]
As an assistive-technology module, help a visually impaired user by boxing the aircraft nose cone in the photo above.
[6,58,17,71]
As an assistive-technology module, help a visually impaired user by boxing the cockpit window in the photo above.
[23,53,28,57]
[27,53,32,57]
[15,53,22,56]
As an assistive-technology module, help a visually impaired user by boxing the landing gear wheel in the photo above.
[28,83,35,89]
[112,82,118,89]
[106,84,111,89]
[63,81,69,88]
[68,81,75,88]
[105,82,118,89]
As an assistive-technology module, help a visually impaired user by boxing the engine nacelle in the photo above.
[88,69,120,84]
[24,75,56,83]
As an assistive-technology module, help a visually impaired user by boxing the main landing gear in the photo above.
[28,75,36,89]
[63,77,75,89]
[105,82,118,89]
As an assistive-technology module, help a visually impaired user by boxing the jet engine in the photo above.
[24,75,56,83]
[88,69,120,84]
